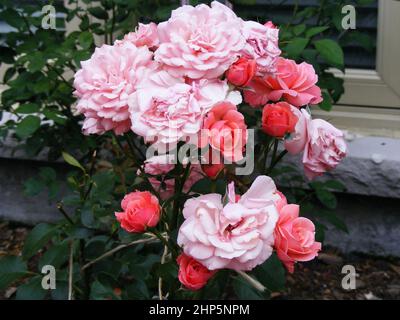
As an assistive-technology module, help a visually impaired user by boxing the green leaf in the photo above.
[15,116,41,139]
[16,103,40,114]
[293,24,306,36]
[62,152,85,172]
[78,31,93,50]
[232,276,264,300]
[24,178,45,196]
[0,256,27,289]
[314,39,344,67]
[22,223,57,259]
[284,37,309,58]
[305,26,329,38]
[126,279,149,299]
[190,177,212,194]
[39,167,57,183]
[88,7,109,20]
[43,110,67,125]
[27,52,46,73]
[81,207,96,228]
[90,280,118,300]
[51,281,69,300]
[0,46,16,64]
[3,67,16,83]
[315,189,337,209]
[0,8,24,30]
[38,242,69,269]
[319,210,348,233]
[315,221,327,242]
[16,276,48,300]
[253,253,285,292]
[324,180,346,192]
[319,92,333,111]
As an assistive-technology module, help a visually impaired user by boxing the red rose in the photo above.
[262,102,298,138]
[226,57,256,87]
[176,253,216,291]
[115,191,160,233]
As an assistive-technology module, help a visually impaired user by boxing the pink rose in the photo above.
[117,23,159,49]
[177,176,281,271]
[155,1,245,79]
[275,191,288,212]
[274,204,321,273]
[302,119,347,180]
[201,101,247,162]
[143,155,203,200]
[244,57,323,108]
[177,253,216,291]
[226,57,257,87]
[129,70,241,150]
[115,191,161,233]
[284,108,311,155]
[240,20,281,75]
[73,42,156,135]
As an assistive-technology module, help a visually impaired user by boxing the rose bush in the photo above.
[0,0,366,300]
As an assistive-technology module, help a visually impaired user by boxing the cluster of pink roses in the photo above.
[73,1,347,293]
[115,176,321,290]
[73,1,346,181]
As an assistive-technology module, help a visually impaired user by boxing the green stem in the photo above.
[151,229,177,256]
[267,149,288,175]
[267,139,279,173]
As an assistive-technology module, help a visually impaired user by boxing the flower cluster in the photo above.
[73,1,347,293]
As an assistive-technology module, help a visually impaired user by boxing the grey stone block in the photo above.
[324,194,400,257]
[0,158,64,224]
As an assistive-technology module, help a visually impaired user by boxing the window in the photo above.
[235,0,400,135]
[313,0,400,134]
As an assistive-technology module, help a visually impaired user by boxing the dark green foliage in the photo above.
[0,0,359,300]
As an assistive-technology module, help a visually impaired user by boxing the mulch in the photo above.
[1,221,399,300]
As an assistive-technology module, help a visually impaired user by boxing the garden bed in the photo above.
[1,220,399,300]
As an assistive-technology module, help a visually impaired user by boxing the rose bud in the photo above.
[264,21,277,29]
[115,191,160,233]
[201,148,225,180]
[177,253,216,291]
[201,163,225,180]
[226,57,257,87]
[262,102,298,138]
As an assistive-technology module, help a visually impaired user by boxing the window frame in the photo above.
[314,0,400,134]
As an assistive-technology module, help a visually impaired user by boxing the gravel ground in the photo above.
[1,221,399,300]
